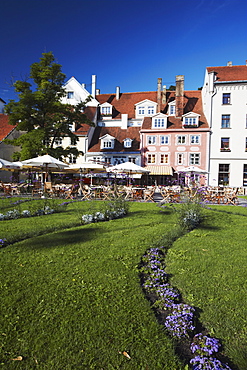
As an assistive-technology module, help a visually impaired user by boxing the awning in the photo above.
[145,165,173,175]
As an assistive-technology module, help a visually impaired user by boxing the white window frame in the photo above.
[68,154,76,164]
[153,118,165,128]
[124,138,132,148]
[147,106,155,115]
[147,136,157,145]
[189,153,200,165]
[147,154,156,164]
[67,91,74,99]
[177,153,184,165]
[169,102,176,116]
[103,140,114,149]
[160,153,169,164]
[55,137,63,145]
[190,135,200,145]
[160,135,169,145]
[177,135,186,145]
[138,106,145,115]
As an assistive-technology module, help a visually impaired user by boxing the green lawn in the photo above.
[0,201,182,369]
[0,200,247,369]
[165,205,247,370]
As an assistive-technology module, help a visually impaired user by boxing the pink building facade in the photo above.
[140,76,210,186]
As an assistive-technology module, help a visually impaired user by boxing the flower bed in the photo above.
[141,246,233,369]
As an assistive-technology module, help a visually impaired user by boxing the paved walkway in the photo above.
[153,191,247,207]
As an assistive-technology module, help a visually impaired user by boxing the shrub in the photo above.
[174,197,205,230]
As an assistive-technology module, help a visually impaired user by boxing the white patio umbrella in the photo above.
[178,166,208,174]
[0,158,22,170]
[107,162,150,186]
[21,154,69,187]
[107,162,150,174]
[67,162,106,186]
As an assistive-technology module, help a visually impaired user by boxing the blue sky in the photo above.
[0,0,246,102]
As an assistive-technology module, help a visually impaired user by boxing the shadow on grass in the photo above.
[18,226,100,250]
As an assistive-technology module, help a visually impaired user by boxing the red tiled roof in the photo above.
[142,90,209,130]
[96,91,162,119]
[207,65,247,82]
[88,126,141,152]
[0,114,16,141]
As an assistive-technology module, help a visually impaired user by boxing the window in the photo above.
[43,138,50,146]
[177,135,186,145]
[243,164,247,186]
[153,118,165,128]
[101,106,111,115]
[147,154,156,163]
[184,117,198,126]
[70,137,77,146]
[67,91,74,99]
[148,106,154,115]
[160,154,169,164]
[218,164,229,185]
[93,156,103,164]
[170,105,176,115]
[190,135,200,144]
[189,153,200,165]
[138,106,145,115]
[160,135,169,145]
[221,114,230,128]
[221,137,230,151]
[128,157,136,163]
[103,140,113,148]
[68,154,76,164]
[124,139,132,148]
[177,153,184,165]
[222,93,231,104]
[104,157,111,164]
[113,156,126,165]
[147,136,156,145]
[55,138,62,145]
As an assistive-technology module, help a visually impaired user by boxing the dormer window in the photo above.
[100,134,115,149]
[182,112,200,128]
[168,101,176,116]
[152,113,168,129]
[135,100,157,118]
[100,102,113,117]
[124,138,132,148]
[138,106,145,115]
[148,106,155,115]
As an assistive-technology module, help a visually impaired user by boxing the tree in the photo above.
[168,85,176,91]
[5,52,93,160]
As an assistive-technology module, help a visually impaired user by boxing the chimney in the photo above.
[116,86,120,100]
[157,78,162,112]
[175,75,184,118]
[162,85,166,104]
[121,114,128,129]
[96,88,100,95]
[82,83,86,89]
[91,75,96,98]
[227,61,232,67]
[245,60,247,66]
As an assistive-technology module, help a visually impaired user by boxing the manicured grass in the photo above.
[0,202,183,369]
[165,205,247,370]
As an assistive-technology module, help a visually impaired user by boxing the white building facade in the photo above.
[202,62,247,187]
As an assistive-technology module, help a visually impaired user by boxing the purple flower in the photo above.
[190,356,232,369]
